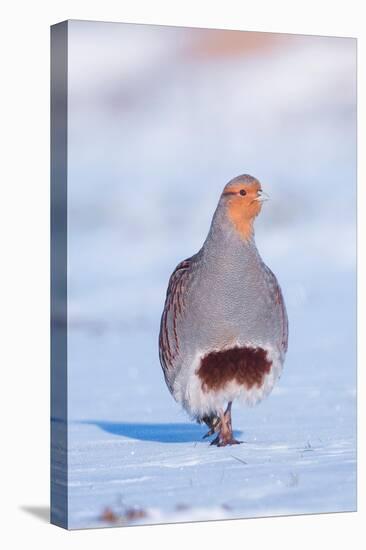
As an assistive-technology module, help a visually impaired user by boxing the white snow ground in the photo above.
[54,22,357,528]
[65,268,356,528]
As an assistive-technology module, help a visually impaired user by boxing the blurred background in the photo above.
[67,22,356,330]
[64,21,356,527]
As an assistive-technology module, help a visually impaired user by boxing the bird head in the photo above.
[220,174,268,241]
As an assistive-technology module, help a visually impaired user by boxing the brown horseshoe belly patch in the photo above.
[197,346,272,392]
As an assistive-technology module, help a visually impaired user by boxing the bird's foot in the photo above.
[202,417,221,439]
[210,434,242,447]
[207,403,243,447]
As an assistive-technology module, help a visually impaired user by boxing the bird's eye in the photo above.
[239,189,246,196]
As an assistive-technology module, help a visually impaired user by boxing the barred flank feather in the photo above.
[159,256,195,391]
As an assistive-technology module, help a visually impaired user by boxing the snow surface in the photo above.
[54,21,356,528]
[65,317,356,529]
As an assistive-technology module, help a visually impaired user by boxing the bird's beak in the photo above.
[254,189,270,202]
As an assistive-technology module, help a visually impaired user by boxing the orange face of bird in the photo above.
[222,178,268,241]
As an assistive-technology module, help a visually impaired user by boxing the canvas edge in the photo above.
[50,19,68,530]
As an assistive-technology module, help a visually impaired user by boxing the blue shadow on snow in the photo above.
[78,420,207,443]
[55,417,242,444]
[77,420,207,443]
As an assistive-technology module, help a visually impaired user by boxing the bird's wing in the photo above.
[264,265,289,355]
[159,255,196,391]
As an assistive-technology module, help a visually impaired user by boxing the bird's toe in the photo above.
[209,435,221,446]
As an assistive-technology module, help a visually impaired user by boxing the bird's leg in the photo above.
[210,402,242,447]
[202,402,233,439]
[223,402,242,445]
[224,401,233,432]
